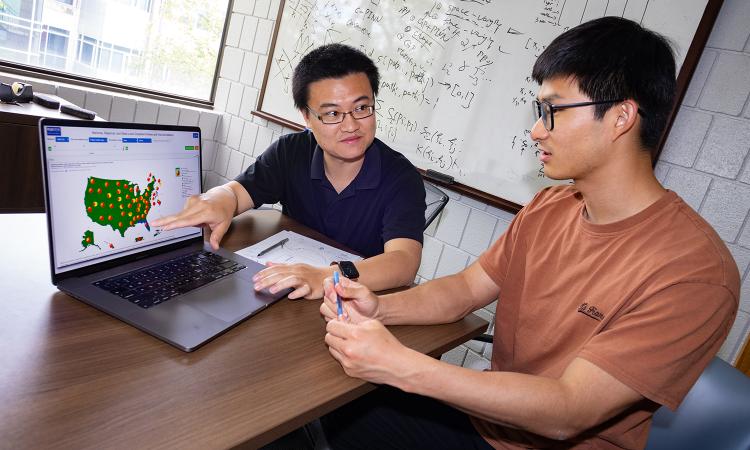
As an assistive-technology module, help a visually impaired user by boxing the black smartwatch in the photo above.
[335,261,359,280]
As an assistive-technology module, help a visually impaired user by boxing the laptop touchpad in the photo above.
[181,276,276,323]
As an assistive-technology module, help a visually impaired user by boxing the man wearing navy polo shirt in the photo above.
[153,44,426,299]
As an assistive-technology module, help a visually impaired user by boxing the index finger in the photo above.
[321,293,339,320]
[153,210,205,230]
[152,195,207,227]
[323,277,335,296]
[323,278,340,309]
[150,212,178,227]
[320,298,337,321]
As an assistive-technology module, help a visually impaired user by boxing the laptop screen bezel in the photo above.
[39,118,205,285]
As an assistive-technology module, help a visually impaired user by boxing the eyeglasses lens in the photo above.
[533,101,551,130]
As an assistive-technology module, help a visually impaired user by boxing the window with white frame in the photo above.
[0,0,230,101]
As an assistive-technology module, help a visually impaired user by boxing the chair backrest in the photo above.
[645,357,750,450]
[424,180,449,230]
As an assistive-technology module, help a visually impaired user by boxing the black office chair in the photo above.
[645,356,750,450]
[472,333,493,343]
[424,180,449,230]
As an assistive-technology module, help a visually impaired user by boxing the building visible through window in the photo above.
[0,0,230,101]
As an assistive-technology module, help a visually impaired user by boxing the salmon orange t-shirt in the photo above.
[473,186,739,449]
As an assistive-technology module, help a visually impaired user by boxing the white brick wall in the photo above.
[203,0,750,367]
[134,101,159,123]
[156,104,179,125]
[656,0,750,362]
[84,91,113,120]
[702,53,750,116]
[110,97,137,122]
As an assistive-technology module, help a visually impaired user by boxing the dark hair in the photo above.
[292,43,380,110]
[532,16,676,155]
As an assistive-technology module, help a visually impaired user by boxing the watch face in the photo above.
[338,261,359,279]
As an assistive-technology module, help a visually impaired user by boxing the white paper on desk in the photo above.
[235,230,362,266]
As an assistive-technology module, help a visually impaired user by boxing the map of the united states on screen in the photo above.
[83,173,162,238]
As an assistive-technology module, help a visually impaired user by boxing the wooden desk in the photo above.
[0,210,488,449]
[0,95,104,213]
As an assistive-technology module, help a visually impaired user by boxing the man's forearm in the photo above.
[390,353,640,441]
[377,261,501,325]
[378,268,483,325]
[396,354,578,439]
[354,248,420,292]
[222,181,254,215]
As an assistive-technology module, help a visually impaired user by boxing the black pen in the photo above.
[256,237,289,257]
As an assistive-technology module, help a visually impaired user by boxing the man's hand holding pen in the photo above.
[320,276,380,323]
[321,277,417,386]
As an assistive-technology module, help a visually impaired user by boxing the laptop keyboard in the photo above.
[94,251,246,309]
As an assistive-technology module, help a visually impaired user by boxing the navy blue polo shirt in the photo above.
[234,130,425,257]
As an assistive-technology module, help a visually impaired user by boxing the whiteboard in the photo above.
[257,0,713,206]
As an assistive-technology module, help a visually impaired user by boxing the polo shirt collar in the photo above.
[310,140,381,191]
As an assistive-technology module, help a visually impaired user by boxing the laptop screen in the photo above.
[42,122,203,275]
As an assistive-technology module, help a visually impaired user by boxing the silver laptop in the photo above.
[39,118,286,352]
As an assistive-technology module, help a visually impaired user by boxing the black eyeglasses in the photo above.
[306,104,375,125]
[533,99,625,131]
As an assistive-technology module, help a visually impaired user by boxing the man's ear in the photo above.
[611,100,638,141]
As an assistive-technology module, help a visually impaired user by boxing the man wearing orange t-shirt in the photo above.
[317,16,740,450]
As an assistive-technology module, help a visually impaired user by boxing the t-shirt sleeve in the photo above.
[478,188,549,288]
[478,213,520,288]
[233,139,285,208]
[578,282,737,410]
[381,168,426,245]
